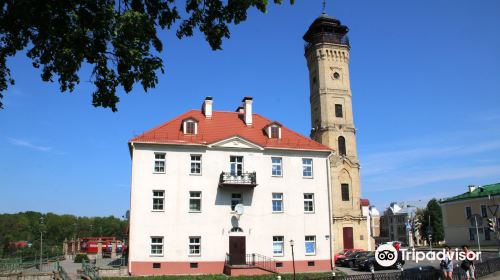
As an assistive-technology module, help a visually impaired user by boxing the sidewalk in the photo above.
[480,271,500,279]
[59,259,81,280]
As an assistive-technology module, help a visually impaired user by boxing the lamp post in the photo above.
[39,216,44,267]
[290,239,296,280]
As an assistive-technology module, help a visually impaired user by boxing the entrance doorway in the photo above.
[343,227,354,249]
[229,236,246,265]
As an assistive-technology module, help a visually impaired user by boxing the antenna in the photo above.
[322,0,327,14]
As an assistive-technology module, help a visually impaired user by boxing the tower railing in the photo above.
[305,33,350,52]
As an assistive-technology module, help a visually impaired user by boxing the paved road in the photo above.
[59,259,81,280]
[335,250,499,275]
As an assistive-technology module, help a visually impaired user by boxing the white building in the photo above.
[128,97,334,276]
[360,199,380,251]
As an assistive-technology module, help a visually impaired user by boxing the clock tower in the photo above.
[304,13,369,252]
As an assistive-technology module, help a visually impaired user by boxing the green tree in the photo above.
[0,0,294,111]
[418,199,445,244]
[0,211,127,258]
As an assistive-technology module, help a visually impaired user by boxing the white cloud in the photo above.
[8,138,52,152]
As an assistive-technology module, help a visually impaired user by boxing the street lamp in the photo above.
[39,216,44,268]
[289,239,296,280]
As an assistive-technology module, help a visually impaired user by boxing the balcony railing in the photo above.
[225,253,277,274]
[219,172,257,187]
[304,33,350,52]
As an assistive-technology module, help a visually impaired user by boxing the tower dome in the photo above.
[303,13,349,52]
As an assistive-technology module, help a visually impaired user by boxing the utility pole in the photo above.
[428,215,432,251]
[474,215,482,262]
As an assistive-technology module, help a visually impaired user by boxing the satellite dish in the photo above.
[235,204,244,215]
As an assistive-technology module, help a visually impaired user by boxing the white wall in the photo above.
[129,143,332,263]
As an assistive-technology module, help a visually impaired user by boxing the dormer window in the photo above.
[265,122,282,139]
[186,122,195,134]
[271,126,279,138]
[182,118,198,135]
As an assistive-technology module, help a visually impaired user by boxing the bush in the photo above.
[74,254,89,263]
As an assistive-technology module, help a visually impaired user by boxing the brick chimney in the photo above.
[242,97,253,126]
[202,96,213,119]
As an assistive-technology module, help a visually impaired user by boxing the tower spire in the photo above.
[322,0,326,14]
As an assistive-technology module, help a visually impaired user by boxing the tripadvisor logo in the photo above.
[375,244,398,267]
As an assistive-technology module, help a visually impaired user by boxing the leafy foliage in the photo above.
[0,0,294,111]
[417,199,445,244]
[74,253,90,263]
[0,211,127,258]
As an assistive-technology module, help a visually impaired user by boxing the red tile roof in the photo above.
[360,199,370,207]
[130,110,332,152]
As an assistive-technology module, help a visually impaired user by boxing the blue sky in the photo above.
[0,0,499,217]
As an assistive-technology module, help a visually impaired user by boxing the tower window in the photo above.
[335,104,343,118]
[333,72,340,79]
[341,184,350,201]
[338,136,346,156]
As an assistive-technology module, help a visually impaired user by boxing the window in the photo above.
[305,236,316,255]
[276,262,283,268]
[189,191,202,212]
[151,237,163,256]
[271,126,279,138]
[335,104,343,118]
[469,228,475,241]
[338,136,346,156]
[273,236,284,256]
[481,205,488,218]
[152,190,165,211]
[308,261,316,267]
[190,155,202,174]
[465,206,472,219]
[189,237,201,256]
[484,228,491,241]
[154,153,166,173]
[304,194,315,213]
[272,193,283,213]
[302,158,313,178]
[231,193,242,211]
[341,184,350,201]
[152,263,161,269]
[186,121,196,134]
[272,157,282,176]
[190,263,198,268]
[230,156,243,176]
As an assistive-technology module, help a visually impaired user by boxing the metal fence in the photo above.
[0,256,63,274]
[82,259,102,280]
[312,257,500,280]
[92,256,127,268]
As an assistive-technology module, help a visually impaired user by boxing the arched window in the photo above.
[338,136,346,156]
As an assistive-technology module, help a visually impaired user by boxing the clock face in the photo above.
[332,72,340,80]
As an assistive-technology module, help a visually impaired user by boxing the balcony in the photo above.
[219,172,257,188]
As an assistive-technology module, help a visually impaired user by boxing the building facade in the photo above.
[303,13,369,252]
[128,97,333,275]
[378,202,425,247]
[360,200,380,251]
[440,184,500,247]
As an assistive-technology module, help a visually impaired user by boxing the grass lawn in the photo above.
[105,271,335,280]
